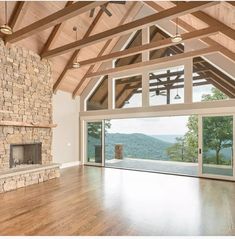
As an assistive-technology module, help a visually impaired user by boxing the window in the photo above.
[115,75,142,109]
[192,57,234,102]
[86,76,108,111]
[149,65,184,106]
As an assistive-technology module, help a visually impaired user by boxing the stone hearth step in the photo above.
[0,164,60,193]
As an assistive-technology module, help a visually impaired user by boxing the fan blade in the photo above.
[151,94,156,97]
[89,8,95,18]
[101,5,112,17]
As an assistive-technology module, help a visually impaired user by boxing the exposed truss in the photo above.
[0,1,234,97]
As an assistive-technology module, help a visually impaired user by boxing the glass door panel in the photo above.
[202,115,233,177]
[86,121,103,166]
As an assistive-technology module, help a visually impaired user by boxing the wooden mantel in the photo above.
[0,121,57,128]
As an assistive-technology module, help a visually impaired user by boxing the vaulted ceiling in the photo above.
[0,1,234,98]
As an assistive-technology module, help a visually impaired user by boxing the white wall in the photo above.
[52,91,80,166]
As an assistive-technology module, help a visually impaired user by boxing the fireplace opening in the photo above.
[10,143,42,168]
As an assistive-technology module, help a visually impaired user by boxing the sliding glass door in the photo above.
[83,115,235,180]
[199,115,234,180]
[85,121,104,166]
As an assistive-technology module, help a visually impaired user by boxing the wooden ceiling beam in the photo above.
[5,1,106,43]
[40,1,73,55]
[227,2,235,7]
[42,1,217,59]
[172,1,235,41]
[68,26,219,69]
[8,1,26,30]
[72,40,111,98]
[203,63,235,90]
[206,72,235,97]
[86,46,220,79]
[53,6,106,93]
[144,1,235,62]
[126,76,210,90]
[191,11,235,41]
[193,62,235,98]
[72,1,141,98]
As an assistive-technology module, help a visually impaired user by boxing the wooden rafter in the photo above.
[86,46,220,79]
[8,1,26,30]
[191,11,235,41]
[40,1,73,55]
[172,1,235,41]
[68,26,219,69]
[72,40,112,98]
[72,1,142,98]
[202,62,235,90]
[127,76,210,90]
[5,1,106,43]
[135,81,210,94]
[53,5,106,93]
[227,2,235,7]
[144,1,235,62]
[42,1,217,59]
[193,60,235,97]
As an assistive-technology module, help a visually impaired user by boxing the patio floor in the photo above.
[105,158,233,177]
[105,158,198,176]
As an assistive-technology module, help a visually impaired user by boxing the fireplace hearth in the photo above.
[10,143,42,168]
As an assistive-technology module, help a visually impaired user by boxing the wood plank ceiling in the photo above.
[0,1,234,97]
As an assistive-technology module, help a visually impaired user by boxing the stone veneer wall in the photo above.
[0,39,53,169]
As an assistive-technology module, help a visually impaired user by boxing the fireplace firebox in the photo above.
[10,143,42,168]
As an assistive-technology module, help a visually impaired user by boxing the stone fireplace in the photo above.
[10,143,42,168]
[0,40,60,193]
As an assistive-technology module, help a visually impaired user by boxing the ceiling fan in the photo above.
[90,1,126,18]
[151,89,167,97]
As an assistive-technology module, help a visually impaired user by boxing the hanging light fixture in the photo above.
[174,91,181,100]
[171,17,182,43]
[72,26,80,69]
[0,1,13,35]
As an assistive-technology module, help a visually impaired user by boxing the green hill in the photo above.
[104,133,172,160]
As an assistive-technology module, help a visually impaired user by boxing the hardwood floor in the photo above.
[0,165,235,236]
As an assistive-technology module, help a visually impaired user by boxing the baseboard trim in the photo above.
[60,161,81,169]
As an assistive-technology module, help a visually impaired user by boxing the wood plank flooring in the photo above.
[0,165,235,236]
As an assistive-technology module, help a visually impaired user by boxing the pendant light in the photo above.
[0,1,13,35]
[171,17,182,43]
[72,26,80,69]
[174,91,181,100]
[174,68,181,100]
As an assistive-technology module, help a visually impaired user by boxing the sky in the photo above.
[107,116,190,135]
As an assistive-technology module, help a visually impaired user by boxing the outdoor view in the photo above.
[87,87,233,177]
[104,115,198,176]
